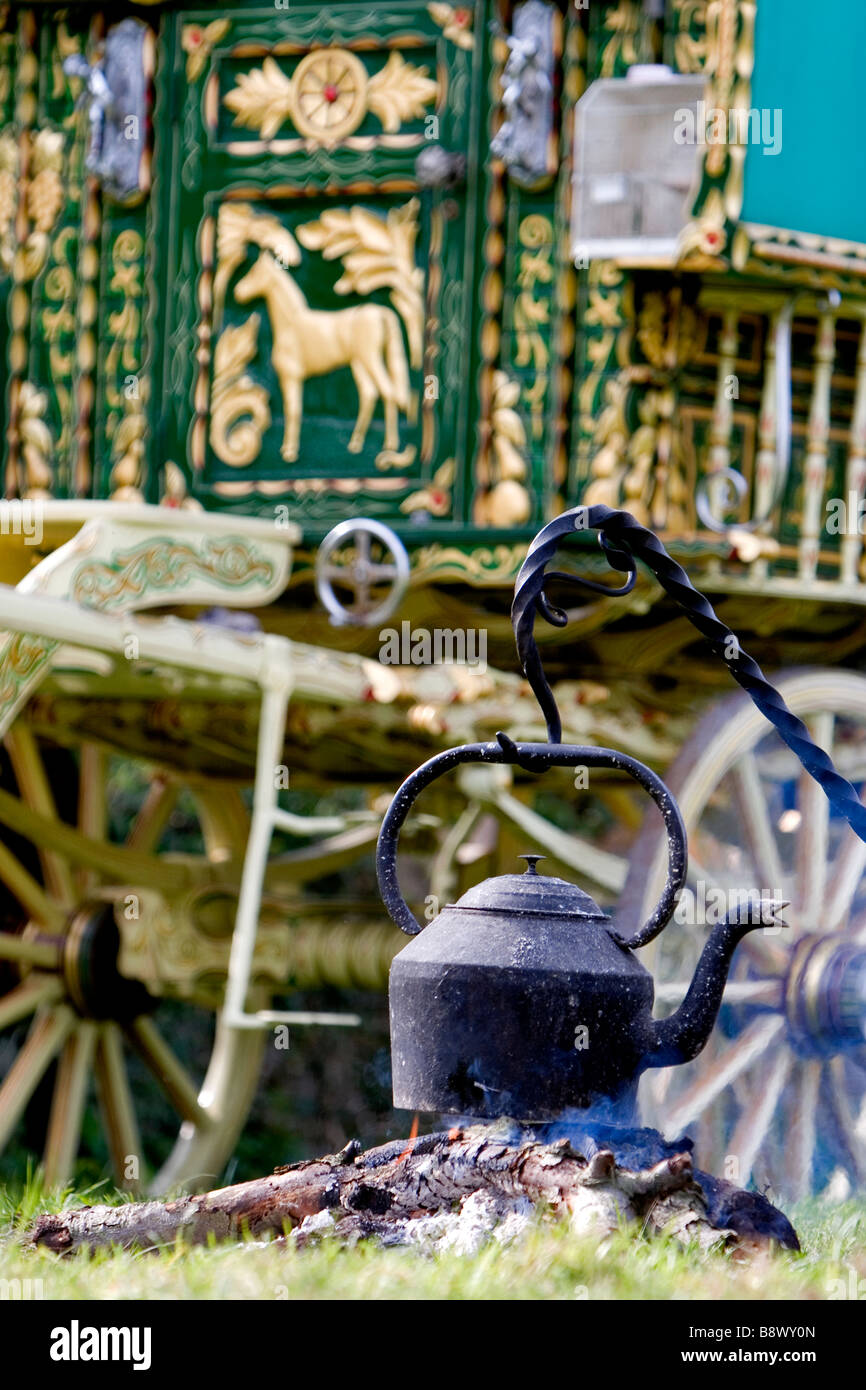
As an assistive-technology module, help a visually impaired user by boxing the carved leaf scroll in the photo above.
[297,199,424,369]
[366,51,439,133]
[223,56,294,141]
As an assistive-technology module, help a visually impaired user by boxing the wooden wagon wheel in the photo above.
[621,669,866,1200]
[0,719,271,1194]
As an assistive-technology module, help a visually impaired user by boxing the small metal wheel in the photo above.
[622,669,866,1199]
[291,48,369,143]
[316,519,410,628]
[0,719,273,1193]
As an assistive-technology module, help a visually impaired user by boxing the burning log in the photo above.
[31,1125,798,1256]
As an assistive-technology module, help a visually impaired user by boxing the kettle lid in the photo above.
[451,855,608,920]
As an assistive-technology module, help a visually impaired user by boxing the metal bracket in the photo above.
[64,18,153,205]
[490,0,557,189]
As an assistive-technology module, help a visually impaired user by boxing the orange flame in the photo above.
[395,1113,420,1166]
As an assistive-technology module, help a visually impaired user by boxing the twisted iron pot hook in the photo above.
[511,504,866,844]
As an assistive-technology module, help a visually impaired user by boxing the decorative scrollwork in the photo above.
[70,537,276,608]
[209,313,272,468]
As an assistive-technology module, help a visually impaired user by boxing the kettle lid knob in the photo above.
[518,854,546,875]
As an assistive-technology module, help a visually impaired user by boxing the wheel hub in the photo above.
[783,932,866,1058]
[62,902,153,1021]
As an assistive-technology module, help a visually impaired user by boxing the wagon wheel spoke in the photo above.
[77,744,107,895]
[653,978,782,1008]
[727,1044,792,1186]
[632,674,866,1194]
[0,838,67,932]
[825,820,866,932]
[783,1059,822,1201]
[5,727,76,909]
[0,712,280,1195]
[730,752,787,896]
[125,1016,213,1130]
[0,974,62,1030]
[663,1014,784,1136]
[0,1006,75,1152]
[430,799,484,906]
[0,930,61,969]
[0,782,191,892]
[94,1023,144,1192]
[683,853,728,898]
[125,776,179,852]
[795,713,835,923]
[43,1022,98,1188]
[824,1056,866,1186]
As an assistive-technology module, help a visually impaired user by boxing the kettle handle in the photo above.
[376,733,687,946]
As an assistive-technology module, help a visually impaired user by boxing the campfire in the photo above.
[32,1119,797,1257]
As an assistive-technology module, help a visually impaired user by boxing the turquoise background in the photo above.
[741,0,866,245]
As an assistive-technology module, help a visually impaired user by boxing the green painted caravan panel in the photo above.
[741,0,866,246]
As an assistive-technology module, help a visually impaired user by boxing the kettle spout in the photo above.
[645,900,788,1069]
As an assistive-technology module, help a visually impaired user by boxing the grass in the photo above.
[1,1179,864,1301]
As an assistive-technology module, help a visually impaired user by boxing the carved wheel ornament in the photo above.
[291,49,369,142]
[224,47,439,145]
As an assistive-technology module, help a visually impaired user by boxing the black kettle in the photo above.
[376,506,865,1123]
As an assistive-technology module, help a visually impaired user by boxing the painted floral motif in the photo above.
[401,458,455,517]
[182,19,231,83]
[427,4,475,50]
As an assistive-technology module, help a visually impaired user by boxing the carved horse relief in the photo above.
[234,240,409,462]
[210,201,422,471]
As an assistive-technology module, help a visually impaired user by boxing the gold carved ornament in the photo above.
[427,4,475,50]
[514,214,554,442]
[210,314,272,468]
[182,19,231,83]
[224,48,439,145]
[475,371,532,527]
[17,381,55,498]
[296,200,424,373]
[0,129,17,275]
[585,291,704,531]
[106,229,148,500]
[209,200,422,469]
[672,0,709,72]
[18,128,64,283]
[160,460,202,510]
[401,457,455,516]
